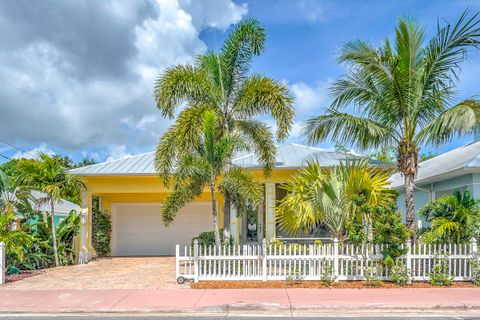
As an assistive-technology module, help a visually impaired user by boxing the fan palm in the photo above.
[304,10,480,230]
[154,19,294,230]
[18,153,84,266]
[276,159,392,239]
[0,169,33,216]
[160,111,263,246]
[419,189,480,243]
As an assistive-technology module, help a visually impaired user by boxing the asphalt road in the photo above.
[0,317,478,320]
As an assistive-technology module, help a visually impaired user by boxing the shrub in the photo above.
[320,262,336,286]
[390,262,410,286]
[92,208,112,257]
[364,266,383,287]
[191,229,232,247]
[470,251,480,286]
[429,254,454,286]
[286,270,304,285]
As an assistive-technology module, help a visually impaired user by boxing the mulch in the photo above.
[191,280,478,289]
[5,270,43,283]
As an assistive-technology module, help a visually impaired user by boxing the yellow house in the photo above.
[70,143,390,262]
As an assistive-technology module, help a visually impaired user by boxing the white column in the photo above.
[230,205,239,244]
[79,190,89,264]
[0,242,5,285]
[265,183,276,241]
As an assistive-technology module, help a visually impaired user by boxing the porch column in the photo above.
[265,183,276,241]
[230,206,239,244]
[79,190,92,264]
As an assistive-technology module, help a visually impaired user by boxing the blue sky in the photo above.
[1,0,480,163]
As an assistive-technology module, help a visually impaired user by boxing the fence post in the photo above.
[472,237,478,254]
[193,239,199,283]
[333,238,339,282]
[406,238,412,284]
[262,239,267,281]
[175,244,180,280]
[0,242,5,285]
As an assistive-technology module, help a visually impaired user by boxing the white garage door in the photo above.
[111,202,213,256]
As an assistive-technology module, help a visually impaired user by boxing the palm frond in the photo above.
[234,74,294,141]
[304,109,396,150]
[234,120,276,176]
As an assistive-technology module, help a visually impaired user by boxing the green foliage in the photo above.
[390,262,411,286]
[364,267,383,287]
[372,200,409,267]
[470,252,480,286]
[303,10,480,230]
[191,229,232,247]
[286,270,304,285]
[154,19,294,183]
[419,190,480,243]
[429,254,454,286]
[0,212,33,264]
[92,208,112,257]
[276,159,392,239]
[320,263,336,286]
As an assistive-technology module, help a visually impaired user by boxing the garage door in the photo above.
[111,202,213,256]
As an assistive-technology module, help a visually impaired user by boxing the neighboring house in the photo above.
[390,140,480,227]
[17,190,80,225]
[70,143,391,259]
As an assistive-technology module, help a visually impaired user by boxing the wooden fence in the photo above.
[175,238,478,283]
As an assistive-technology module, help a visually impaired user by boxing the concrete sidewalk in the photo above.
[1,288,480,316]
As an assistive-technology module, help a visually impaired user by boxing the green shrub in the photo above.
[320,263,336,286]
[390,262,410,286]
[286,270,304,285]
[429,254,454,286]
[191,229,232,247]
[92,208,112,257]
[470,252,480,286]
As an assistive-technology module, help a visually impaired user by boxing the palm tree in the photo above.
[419,189,480,243]
[304,11,480,230]
[154,19,294,231]
[276,159,392,239]
[160,111,263,246]
[18,153,84,266]
[0,169,33,216]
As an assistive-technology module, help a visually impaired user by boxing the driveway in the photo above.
[1,257,186,290]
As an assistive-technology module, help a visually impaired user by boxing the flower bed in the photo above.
[191,280,478,289]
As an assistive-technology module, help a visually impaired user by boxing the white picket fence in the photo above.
[0,242,5,285]
[175,238,479,283]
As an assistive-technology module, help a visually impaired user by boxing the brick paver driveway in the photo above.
[1,257,186,289]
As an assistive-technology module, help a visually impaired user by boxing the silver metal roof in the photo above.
[69,143,391,176]
[389,140,480,189]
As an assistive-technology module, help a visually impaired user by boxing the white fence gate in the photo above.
[175,238,478,283]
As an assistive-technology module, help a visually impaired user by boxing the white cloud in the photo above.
[105,145,134,162]
[0,0,247,161]
[290,80,330,114]
[12,143,55,160]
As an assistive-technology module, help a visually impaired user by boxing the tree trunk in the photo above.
[404,173,415,231]
[50,201,60,266]
[210,181,221,247]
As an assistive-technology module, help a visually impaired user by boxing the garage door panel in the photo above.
[112,202,212,256]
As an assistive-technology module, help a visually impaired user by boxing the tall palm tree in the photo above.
[154,19,294,231]
[161,111,263,246]
[18,153,84,266]
[419,189,480,243]
[276,159,392,239]
[304,11,480,230]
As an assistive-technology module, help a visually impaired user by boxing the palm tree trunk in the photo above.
[404,173,415,231]
[210,180,221,247]
[50,201,60,266]
[223,197,230,239]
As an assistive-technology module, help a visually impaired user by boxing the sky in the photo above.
[1,0,480,163]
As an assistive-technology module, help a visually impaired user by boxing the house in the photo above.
[70,143,391,260]
[389,140,480,226]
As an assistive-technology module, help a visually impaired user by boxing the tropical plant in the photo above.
[304,10,480,230]
[0,169,33,216]
[18,152,84,266]
[276,159,392,238]
[0,212,33,265]
[160,111,263,246]
[92,207,112,257]
[419,189,480,243]
[154,19,294,230]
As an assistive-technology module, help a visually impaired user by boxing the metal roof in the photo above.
[389,140,480,189]
[69,143,391,176]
